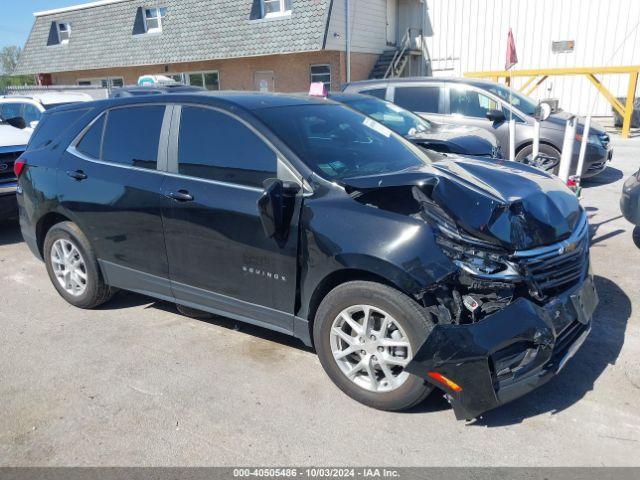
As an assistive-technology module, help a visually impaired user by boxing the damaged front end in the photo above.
[344,157,599,420]
[406,210,597,420]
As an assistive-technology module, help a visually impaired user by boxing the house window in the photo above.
[144,7,167,33]
[310,64,331,90]
[166,71,220,90]
[262,0,291,18]
[77,77,124,88]
[57,23,71,44]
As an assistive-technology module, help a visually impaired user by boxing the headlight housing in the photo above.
[435,235,521,279]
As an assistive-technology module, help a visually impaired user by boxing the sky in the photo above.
[1,1,85,49]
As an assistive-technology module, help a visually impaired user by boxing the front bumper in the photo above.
[579,143,613,178]
[0,181,18,219]
[620,172,640,226]
[405,275,598,420]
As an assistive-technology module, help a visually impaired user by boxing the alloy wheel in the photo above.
[50,238,88,297]
[329,305,413,393]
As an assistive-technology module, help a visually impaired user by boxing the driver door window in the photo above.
[450,88,499,118]
[178,106,277,188]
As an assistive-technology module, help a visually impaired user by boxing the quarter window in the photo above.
[102,106,165,169]
[76,114,105,159]
[310,65,331,90]
[394,86,441,113]
[361,88,387,100]
[57,23,71,44]
[144,7,167,33]
[178,107,276,188]
[450,87,499,118]
[262,0,292,18]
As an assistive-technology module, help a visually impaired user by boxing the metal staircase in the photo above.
[369,28,431,80]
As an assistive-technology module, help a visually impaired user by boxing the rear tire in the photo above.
[43,221,115,309]
[313,281,435,411]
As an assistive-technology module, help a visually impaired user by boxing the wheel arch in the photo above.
[35,211,73,258]
[515,139,561,155]
[304,266,424,348]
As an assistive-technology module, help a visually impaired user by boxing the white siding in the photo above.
[425,0,640,115]
[325,0,390,54]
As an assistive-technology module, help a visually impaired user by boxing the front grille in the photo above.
[513,215,589,298]
[0,151,20,183]
[588,160,606,171]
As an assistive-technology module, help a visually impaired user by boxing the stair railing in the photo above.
[383,28,413,79]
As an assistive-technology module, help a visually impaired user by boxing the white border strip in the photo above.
[34,0,130,17]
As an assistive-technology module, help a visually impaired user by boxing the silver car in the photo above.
[344,77,613,178]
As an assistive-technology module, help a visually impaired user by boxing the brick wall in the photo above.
[50,51,379,92]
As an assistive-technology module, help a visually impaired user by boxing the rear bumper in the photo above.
[405,276,598,420]
[0,182,18,219]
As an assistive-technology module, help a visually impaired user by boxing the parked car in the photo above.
[16,93,597,420]
[109,85,205,98]
[0,121,29,220]
[343,77,613,178]
[0,91,93,134]
[620,168,640,246]
[328,93,503,158]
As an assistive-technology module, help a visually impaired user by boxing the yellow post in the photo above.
[622,72,638,139]
[518,76,537,93]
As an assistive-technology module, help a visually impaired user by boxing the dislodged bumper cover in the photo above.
[405,276,598,420]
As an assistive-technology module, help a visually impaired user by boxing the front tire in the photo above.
[515,143,561,174]
[44,221,115,309]
[313,281,435,411]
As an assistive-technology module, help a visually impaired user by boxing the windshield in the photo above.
[340,97,433,136]
[254,104,429,181]
[484,84,538,116]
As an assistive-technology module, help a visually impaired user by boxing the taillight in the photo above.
[14,159,26,178]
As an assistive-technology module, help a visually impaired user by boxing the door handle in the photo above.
[166,190,194,202]
[66,170,87,181]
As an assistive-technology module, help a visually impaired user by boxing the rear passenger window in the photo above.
[102,106,165,170]
[178,106,276,188]
[361,88,386,100]
[394,86,440,113]
[76,114,105,159]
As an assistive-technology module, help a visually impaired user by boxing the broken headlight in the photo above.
[435,235,521,280]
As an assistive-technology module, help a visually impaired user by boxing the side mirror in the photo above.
[29,120,39,129]
[5,116,27,130]
[486,109,506,123]
[534,102,552,122]
[257,178,300,240]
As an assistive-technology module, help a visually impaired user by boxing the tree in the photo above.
[0,45,21,75]
[0,45,35,91]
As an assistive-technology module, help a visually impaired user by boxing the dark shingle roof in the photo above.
[16,0,331,75]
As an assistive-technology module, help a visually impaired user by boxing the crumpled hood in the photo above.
[343,156,583,251]
[0,124,30,148]
[408,123,499,157]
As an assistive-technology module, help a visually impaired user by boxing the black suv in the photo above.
[16,92,598,420]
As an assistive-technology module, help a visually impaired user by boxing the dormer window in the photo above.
[262,0,291,18]
[144,7,167,33]
[57,22,71,44]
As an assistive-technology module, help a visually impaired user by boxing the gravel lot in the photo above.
[1,136,639,467]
